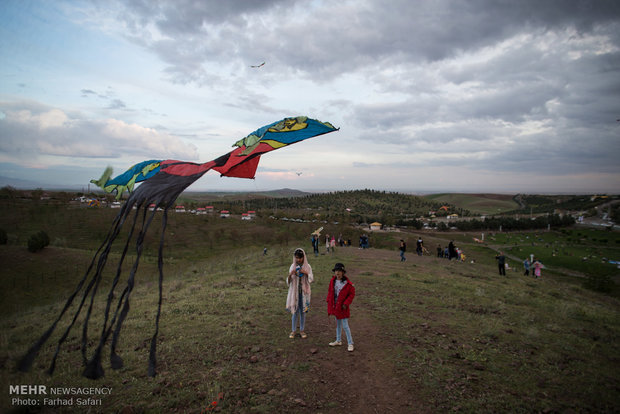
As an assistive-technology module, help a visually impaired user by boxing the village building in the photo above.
[220,210,230,218]
[370,222,382,231]
[175,205,186,213]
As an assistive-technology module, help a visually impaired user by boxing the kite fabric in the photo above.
[18,116,338,380]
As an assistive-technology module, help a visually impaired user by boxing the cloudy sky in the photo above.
[1,0,619,194]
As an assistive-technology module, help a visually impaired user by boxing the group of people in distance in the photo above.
[398,236,544,279]
[285,248,355,352]
[496,251,543,278]
[399,237,465,262]
[310,233,368,257]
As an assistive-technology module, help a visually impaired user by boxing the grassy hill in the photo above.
[184,189,462,225]
[178,188,310,204]
[1,196,619,412]
[424,193,520,215]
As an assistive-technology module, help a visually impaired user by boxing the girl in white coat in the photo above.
[286,248,314,338]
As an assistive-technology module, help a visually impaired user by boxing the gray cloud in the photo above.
[81,88,109,99]
[87,0,620,90]
[107,98,127,110]
[80,88,97,96]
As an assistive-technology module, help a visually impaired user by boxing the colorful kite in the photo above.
[18,116,338,379]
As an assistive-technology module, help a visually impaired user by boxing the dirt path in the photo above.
[283,247,429,413]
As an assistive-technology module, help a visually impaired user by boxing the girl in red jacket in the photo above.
[326,263,355,351]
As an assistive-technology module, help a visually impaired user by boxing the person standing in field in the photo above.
[532,258,542,278]
[311,234,319,257]
[286,248,314,339]
[448,240,456,260]
[399,239,407,261]
[416,236,424,256]
[496,251,506,275]
[523,258,530,276]
[327,263,355,352]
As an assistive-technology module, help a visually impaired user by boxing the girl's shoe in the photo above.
[348,344,354,352]
[289,332,296,339]
[329,341,342,346]
[300,331,308,339]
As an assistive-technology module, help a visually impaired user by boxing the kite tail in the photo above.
[84,204,157,379]
[108,204,150,370]
[79,202,138,380]
[82,203,149,379]
[148,206,168,377]
[84,203,142,376]
[17,209,125,374]
[81,201,138,367]
[107,287,128,370]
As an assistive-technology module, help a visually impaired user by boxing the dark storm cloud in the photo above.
[121,0,287,34]
[85,0,620,183]
[102,0,620,83]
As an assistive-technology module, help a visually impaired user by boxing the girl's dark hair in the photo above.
[294,249,304,258]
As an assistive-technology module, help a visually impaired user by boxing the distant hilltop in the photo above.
[181,188,311,202]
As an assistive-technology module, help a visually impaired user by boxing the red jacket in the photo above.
[326,275,355,319]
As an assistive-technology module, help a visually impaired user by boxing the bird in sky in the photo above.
[250,62,265,68]
[296,171,302,176]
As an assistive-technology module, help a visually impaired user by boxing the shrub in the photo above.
[0,228,7,245]
[27,230,50,252]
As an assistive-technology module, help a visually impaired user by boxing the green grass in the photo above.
[485,229,620,279]
[352,253,620,412]
[1,199,619,412]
